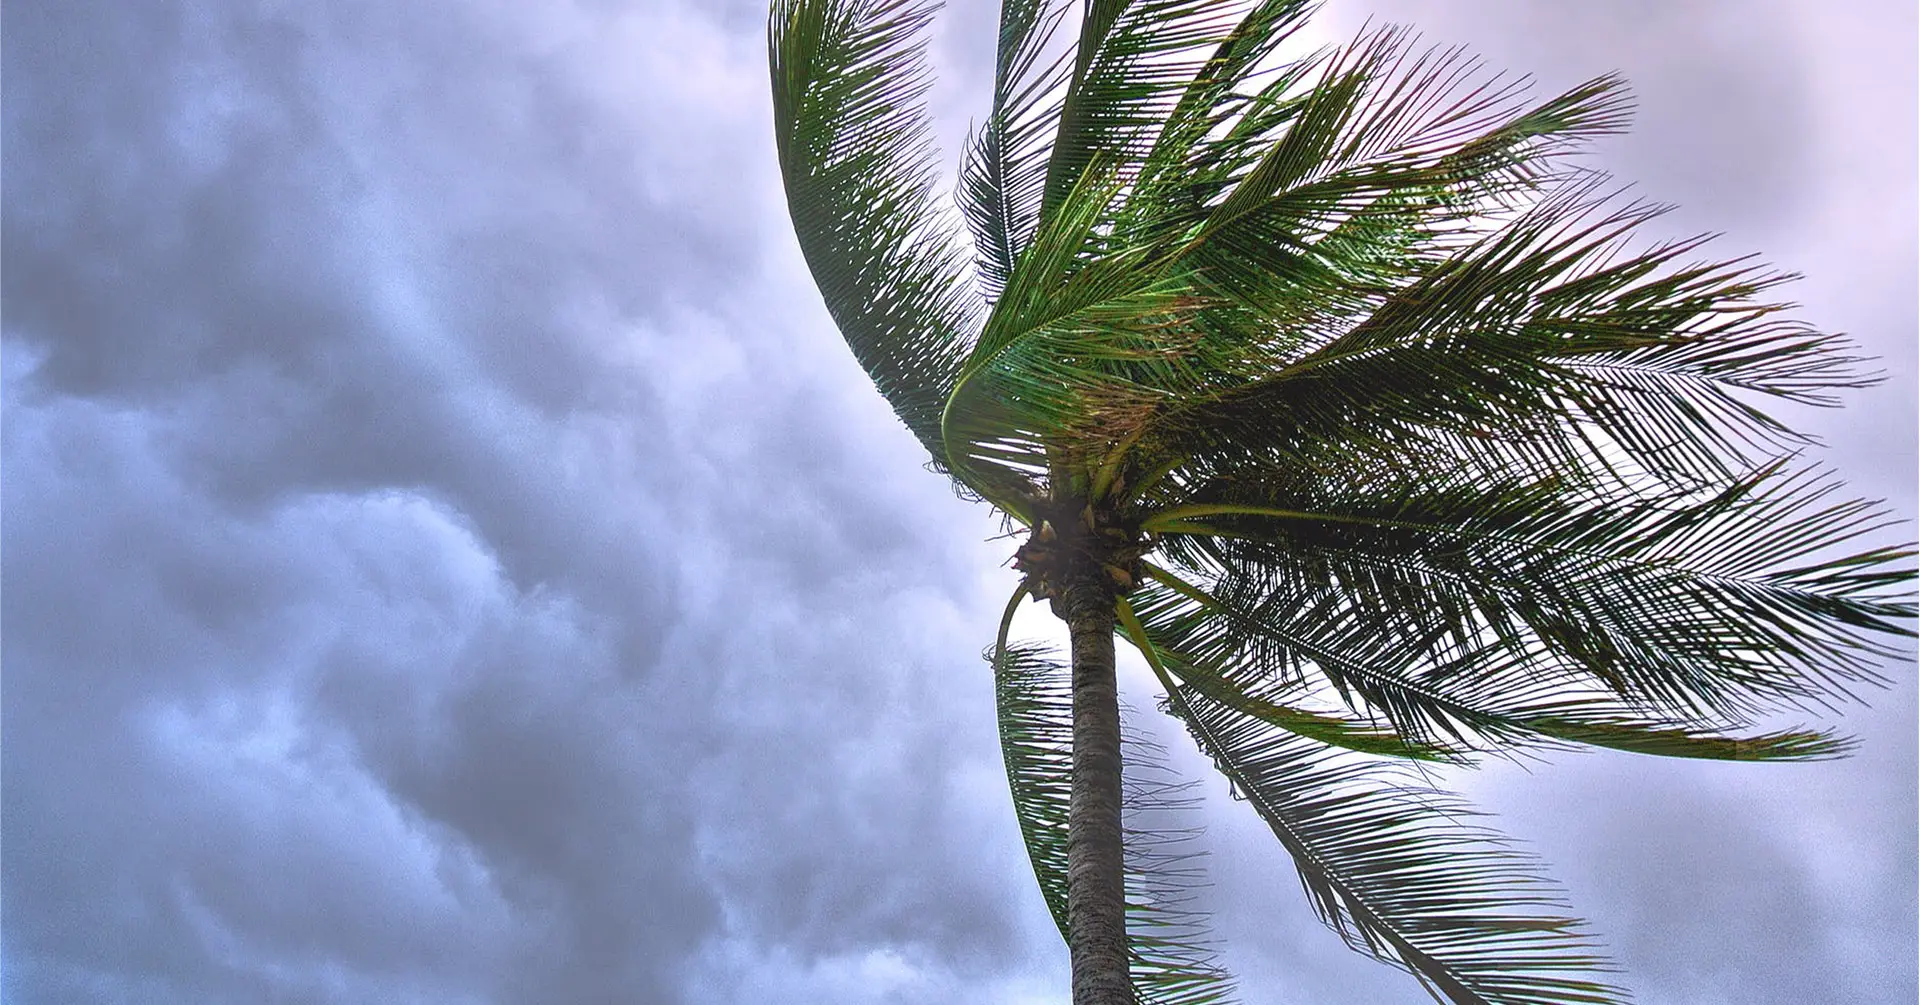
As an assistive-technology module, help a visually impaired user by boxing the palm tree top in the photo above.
[769,1,1916,1002]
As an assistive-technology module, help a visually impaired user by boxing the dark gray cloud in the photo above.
[4,1,1912,1004]
[5,0,1047,1001]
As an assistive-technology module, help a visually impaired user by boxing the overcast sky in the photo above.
[3,1,1913,1003]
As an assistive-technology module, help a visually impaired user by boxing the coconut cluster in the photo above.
[1011,504,1152,602]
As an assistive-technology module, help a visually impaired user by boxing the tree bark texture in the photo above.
[1060,572,1132,1005]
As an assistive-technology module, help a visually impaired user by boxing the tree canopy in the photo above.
[769,1,1916,1001]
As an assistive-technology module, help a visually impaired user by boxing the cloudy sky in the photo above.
[3,1,1913,1003]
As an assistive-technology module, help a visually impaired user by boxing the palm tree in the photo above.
[767,1,1916,1002]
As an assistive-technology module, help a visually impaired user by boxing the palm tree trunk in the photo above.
[1059,572,1132,1005]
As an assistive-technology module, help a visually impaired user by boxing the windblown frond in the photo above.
[1131,179,1877,503]
[1114,595,1466,763]
[959,0,1072,303]
[1043,0,1293,221]
[1153,662,1626,1005]
[1144,459,1912,726]
[1134,455,1912,755]
[771,0,981,462]
[1133,558,1869,765]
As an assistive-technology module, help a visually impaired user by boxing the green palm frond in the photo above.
[1114,595,1465,762]
[1044,1,1276,220]
[990,640,1076,940]
[959,0,1071,303]
[1121,24,1631,330]
[1143,460,1911,729]
[1122,0,1320,229]
[1144,558,1599,754]
[1125,178,1876,508]
[1183,29,1615,247]
[1133,561,1864,764]
[771,0,981,462]
[944,157,1218,508]
[1154,662,1626,1005]
[1040,29,1657,503]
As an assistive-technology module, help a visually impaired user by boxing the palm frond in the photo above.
[945,157,1217,505]
[771,0,981,463]
[1115,595,1466,762]
[1126,0,1320,206]
[1135,560,1582,756]
[1149,561,1857,764]
[1130,177,1877,507]
[1131,453,1912,756]
[1159,674,1626,1004]
[959,0,1073,303]
[1149,462,1912,719]
[1123,576,1859,764]
[1042,0,1277,222]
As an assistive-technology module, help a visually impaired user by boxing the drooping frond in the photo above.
[771,0,981,463]
[1114,595,1468,763]
[991,616,1238,1004]
[991,640,1075,938]
[1152,659,1627,1005]
[1122,720,1240,1004]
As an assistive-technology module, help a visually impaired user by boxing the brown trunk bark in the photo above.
[1059,571,1132,1005]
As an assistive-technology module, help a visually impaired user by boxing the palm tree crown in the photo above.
[768,1,1916,1002]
